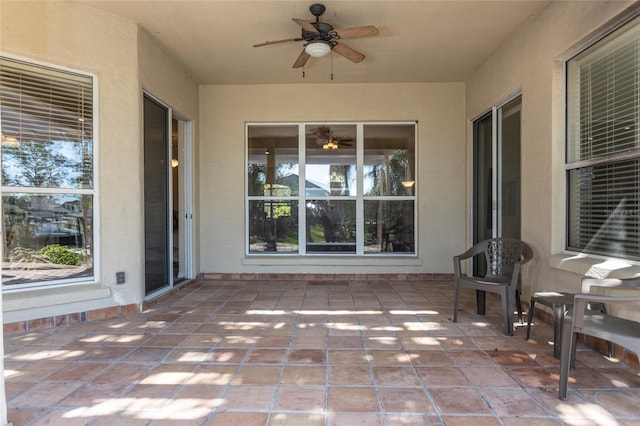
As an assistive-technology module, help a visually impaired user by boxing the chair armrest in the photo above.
[453,244,485,279]
[582,277,640,293]
[572,292,640,329]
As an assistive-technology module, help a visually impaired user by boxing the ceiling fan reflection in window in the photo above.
[309,126,353,150]
[252,3,379,69]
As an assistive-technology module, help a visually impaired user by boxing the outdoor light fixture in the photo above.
[305,42,331,58]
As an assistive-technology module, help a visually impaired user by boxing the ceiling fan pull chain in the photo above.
[331,51,334,80]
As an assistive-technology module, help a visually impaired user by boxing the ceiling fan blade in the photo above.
[332,42,365,63]
[253,38,301,48]
[292,49,311,68]
[334,25,379,39]
[292,18,318,33]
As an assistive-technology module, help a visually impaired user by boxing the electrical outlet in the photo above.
[116,271,125,284]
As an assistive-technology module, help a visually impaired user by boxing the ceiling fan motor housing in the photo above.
[309,3,326,18]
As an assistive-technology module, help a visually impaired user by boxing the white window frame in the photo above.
[245,121,418,257]
[564,15,640,261]
[0,54,99,291]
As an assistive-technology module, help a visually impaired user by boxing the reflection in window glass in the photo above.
[1,56,96,287]
[247,122,416,256]
[364,124,416,196]
[248,200,298,253]
[364,200,415,253]
[306,200,356,253]
[305,125,357,197]
[247,125,299,196]
[3,194,93,285]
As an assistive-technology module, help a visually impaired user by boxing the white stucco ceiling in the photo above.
[82,0,552,85]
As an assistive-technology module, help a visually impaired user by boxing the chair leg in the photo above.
[559,319,573,400]
[515,290,523,323]
[453,283,460,323]
[503,293,513,336]
[551,304,565,359]
[525,299,536,340]
[476,290,486,315]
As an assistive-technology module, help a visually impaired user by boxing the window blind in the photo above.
[0,57,93,189]
[566,16,640,259]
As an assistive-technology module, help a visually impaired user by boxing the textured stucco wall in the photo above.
[199,82,466,274]
[465,1,640,300]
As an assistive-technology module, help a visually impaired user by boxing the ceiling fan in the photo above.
[309,126,354,150]
[253,3,379,69]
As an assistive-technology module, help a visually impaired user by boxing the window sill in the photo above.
[3,283,112,322]
[242,256,422,267]
[549,252,640,279]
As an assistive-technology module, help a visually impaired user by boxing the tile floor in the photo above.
[4,279,640,425]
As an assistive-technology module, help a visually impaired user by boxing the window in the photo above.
[247,122,416,255]
[0,56,96,288]
[566,16,640,259]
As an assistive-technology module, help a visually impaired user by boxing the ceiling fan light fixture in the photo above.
[322,139,339,150]
[305,42,331,58]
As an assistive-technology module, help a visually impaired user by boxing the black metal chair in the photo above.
[453,237,533,336]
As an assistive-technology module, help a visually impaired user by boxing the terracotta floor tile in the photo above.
[385,414,444,425]
[185,364,238,385]
[121,347,173,363]
[232,364,283,384]
[487,350,539,367]
[57,381,130,407]
[288,348,326,364]
[327,413,384,425]
[220,384,277,410]
[139,363,196,385]
[268,413,326,426]
[368,349,413,365]
[6,279,640,426]
[246,348,288,364]
[327,386,380,412]
[281,365,327,385]
[460,367,518,387]
[430,388,492,415]
[372,366,422,387]
[9,381,84,407]
[409,350,452,367]
[329,365,374,385]
[92,363,153,383]
[329,336,365,349]
[505,367,560,389]
[178,334,222,347]
[82,346,135,361]
[446,350,498,367]
[440,416,502,425]
[290,336,328,349]
[273,385,326,411]
[144,333,188,347]
[480,389,549,416]
[205,348,247,363]
[378,387,436,413]
[46,361,110,381]
[415,367,469,386]
[173,383,226,402]
[4,361,66,383]
[328,349,369,365]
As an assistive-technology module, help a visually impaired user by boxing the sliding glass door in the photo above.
[473,94,522,243]
[143,94,193,297]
